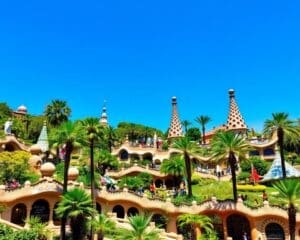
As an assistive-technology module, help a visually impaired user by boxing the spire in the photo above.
[37,121,49,152]
[226,89,247,133]
[167,96,183,140]
[99,101,108,127]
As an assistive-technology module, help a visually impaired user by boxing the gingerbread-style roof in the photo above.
[167,97,183,139]
[226,89,247,132]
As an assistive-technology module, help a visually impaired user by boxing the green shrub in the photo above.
[237,184,266,191]
[240,156,268,176]
[237,172,251,182]
[191,174,202,185]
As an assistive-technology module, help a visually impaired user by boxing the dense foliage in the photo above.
[0,151,39,184]
[116,122,163,142]
[240,156,269,176]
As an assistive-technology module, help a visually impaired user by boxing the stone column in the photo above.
[24,202,32,228]
[167,215,178,233]
[222,215,228,240]
[48,201,55,227]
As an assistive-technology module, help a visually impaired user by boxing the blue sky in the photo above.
[0,0,299,132]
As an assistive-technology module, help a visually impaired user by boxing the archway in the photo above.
[151,213,167,230]
[53,202,60,226]
[119,149,129,161]
[265,223,285,240]
[127,207,139,217]
[11,203,27,226]
[96,202,102,214]
[130,153,140,162]
[112,205,125,218]
[165,179,174,189]
[208,214,224,240]
[155,179,163,188]
[143,153,153,161]
[226,214,250,240]
[30,199,50,223]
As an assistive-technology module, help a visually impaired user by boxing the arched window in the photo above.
[30,199,50,223]
[112,205,125,218]
[11,203,27,226]
[226,214,250,240]
[127,207,139,217]
[151,214,167,230]
[265,223,285,240]
[120,150,129,161]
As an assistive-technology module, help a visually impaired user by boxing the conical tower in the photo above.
[167,96,183,140]
[99,101,108,127]
[226,89,247,134]
[37,121,49,152]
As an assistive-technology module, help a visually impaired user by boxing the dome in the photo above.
[29,144,42,155]
[40,162,56,177]
[68,167,79,181]
[17,105,27,113]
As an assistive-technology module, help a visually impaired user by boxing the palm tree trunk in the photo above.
[184,153,193,197]
[195,224,201,240]
[60,142,73,240]
[289,204,296,240]
[202,127,206,144]
[229,152,238,202]
[90,138,96,240]
[278,128,287,179]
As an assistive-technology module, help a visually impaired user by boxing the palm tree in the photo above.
[115,213,161,240]
[26,216,50,240]
[91,213,116,240]
[273,179,300,240]
[44,99,71,127]
[177,213,213,240]
[95,149,119,175]
[211,131,250,202]
[160,156,184,188]
[56,188,95,240]
[195,115,211,144]
[80,117,101,239]
[264,113,300,179]
[101,126,119,152]
[172,137,201,197]
[181,120,191,134]
[51,121,84,240]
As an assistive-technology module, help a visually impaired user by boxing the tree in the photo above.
[240,156,268,176]
[95,149,119,175]
[56,188,95,240]
[44,99,71,127]
[0,103,12,125]
[91,213,116,240]
[101,126,119,152]
[50,121,84,240]
[272,179,300,240]
[181,120,191,134]
[177,214,213,240]
[160,156,184,187]
[195,115,211,144]
[27,115,46,142]
[211,131,250,202]
[264,113,300,179]
[172,137,201,197]
[80,117,100,239]
[115,213,162,240]
[0,151,32,184]
[186,127,201,142]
